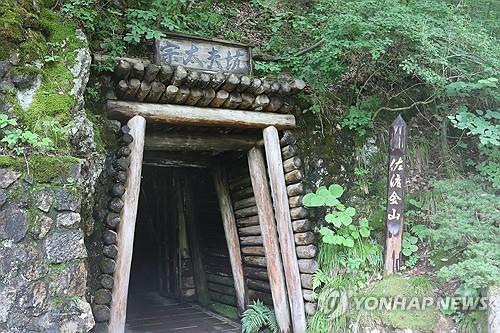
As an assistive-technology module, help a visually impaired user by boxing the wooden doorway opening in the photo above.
[126,163,241,332]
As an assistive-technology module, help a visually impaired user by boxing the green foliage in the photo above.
[402,234,418,258]
[448,78,500,146]
[0,113,67,155]
[425,177,500,289]
[340,97,379,136]
[409,276,434,297]
[308,241,383,332]
[304,184,372,248]
[241,300,278,333]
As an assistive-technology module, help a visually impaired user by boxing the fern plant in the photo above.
[241,300,278,333]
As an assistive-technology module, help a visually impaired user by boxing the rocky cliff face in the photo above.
[1,3,104,332]
[0,161,95,332]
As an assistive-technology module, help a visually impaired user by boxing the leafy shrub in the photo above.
[425,177,500,289]
[303,184,372,248]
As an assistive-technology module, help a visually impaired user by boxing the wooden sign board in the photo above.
[384,114,407,274]
[154,33,252,75]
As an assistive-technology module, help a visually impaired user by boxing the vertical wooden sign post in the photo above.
[384,115,407,274]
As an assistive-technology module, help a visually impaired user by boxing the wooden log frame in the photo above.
[213,167,248,313]
[107,59,307,114]
[248,147,292,333]
[183,177,210,306]
[108,116,146,332]
[107,100,296,130]
[145,133,260,152]
[263,126,307,332]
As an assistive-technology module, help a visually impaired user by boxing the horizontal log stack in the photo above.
[111,59,306,114]
[227,162,274,306]
[92,124,135,328]
[280,131,318,317]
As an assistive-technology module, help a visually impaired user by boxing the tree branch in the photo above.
[372,95,436,120]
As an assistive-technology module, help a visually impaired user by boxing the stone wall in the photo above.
[0,161,95,332]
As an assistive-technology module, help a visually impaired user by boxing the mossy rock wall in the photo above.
[0,158,95,332]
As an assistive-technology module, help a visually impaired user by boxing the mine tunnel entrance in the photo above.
[125,164,240,332]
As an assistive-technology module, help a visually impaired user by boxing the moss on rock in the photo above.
[362,275,440,332]
[17,8,84,129]
[0,155,80,183]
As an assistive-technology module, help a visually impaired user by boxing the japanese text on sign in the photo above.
[386,115,407,237]
[154,36,251,74]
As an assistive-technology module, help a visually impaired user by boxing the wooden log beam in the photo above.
[208,282,236,296]
[236,215,260,227]
[288,195,304,208]
[184,177,210,306]
[233,196,255,210]
[239,235,263,246]
[241,246,266,256]
[214,168,248,313]
[107,100,296,129]
[207,273,234,286]
[108,116,146,333]
[244,267,269,281]
[298,259,318,274]
[296,245,318,259]
[247,147,292,333]
[234,206,258,218]
[292,219,312,233]
[243,256,267,267]
[209,291,237,307]
[145,133,260,152]
[247,279,271,292]
[263,126,307,333]
[238,225,261,236]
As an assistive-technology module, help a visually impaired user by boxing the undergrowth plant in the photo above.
[303,184,383,332]
[0,113,65,155]
[425,177,500,290]
[303,184,372,248]
[241,300,278,333]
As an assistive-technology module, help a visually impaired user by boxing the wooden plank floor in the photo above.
[125,292,240,332]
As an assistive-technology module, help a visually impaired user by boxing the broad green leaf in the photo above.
[343,237,355,247]
[402,248,412,256]
[345,207,356,217]
[328,184,344,198]
[359,218,369,228]
[324,196,340,207]
[333,235,345,245]
[303,193,325,207]
[351,231,360,239]
[325,213,342,228]
[336,203,346,211]
[317,188,331,198]
[359,228,370,237]
[410,244,418,252]
[409,236,418,244]
[341,214,352,226]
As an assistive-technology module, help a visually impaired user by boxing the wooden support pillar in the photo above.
[109,115,146,333]
[263,126,307,333]
[213,167,248,314]
[183,176,210,306]
[247,147,292,333]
